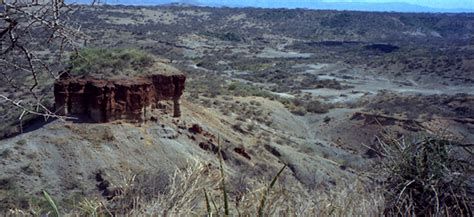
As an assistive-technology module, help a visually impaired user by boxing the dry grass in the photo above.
[373,135,473,216]
[106,164,383,216]
[8,135,470,216]
[5,161,384,216]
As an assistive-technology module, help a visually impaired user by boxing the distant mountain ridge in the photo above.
[90,0,474,13]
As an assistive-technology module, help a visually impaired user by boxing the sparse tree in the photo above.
[0,0,90,130]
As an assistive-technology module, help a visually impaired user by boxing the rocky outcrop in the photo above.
[54,74,186,123]
[188,124,203,134]
[350,112,424,132]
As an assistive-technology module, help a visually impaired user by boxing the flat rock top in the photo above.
[147,59,182,76]
[67,58,184,81]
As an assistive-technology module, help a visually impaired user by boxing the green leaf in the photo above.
[258,164,286,217]
[218,135,230,216]
[43,190,60,217]
[204,189,212,216]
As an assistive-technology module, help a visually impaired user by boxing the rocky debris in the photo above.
[198,141,228,160]
[264,144,281,157]
[182,122,236,160]
[147,125,178,139]
[323,116,332,124]
[188,124,203,134]
[234,147,251,160]
[351,112,424,132]
[54,74,186,123]
[174,119,187,129]
[95,171,123,200]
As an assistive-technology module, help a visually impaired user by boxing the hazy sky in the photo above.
[80,0,474,11]
[322,0,474,9]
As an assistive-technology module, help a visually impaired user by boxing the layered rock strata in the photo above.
[54,74,186,123]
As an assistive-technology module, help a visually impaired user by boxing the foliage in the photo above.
[258,164,286,217]
[217,137,230,216]
[227,82,275,99]
[289,106,307,116]
[375,136,473,216]
[203,31,242,42]
[42,191,60,217]
[399,15,441,30]
[255,9,299,20]
[305,100,329,114]
[321,13,352,28]
[5,161,385,216]
[69,48,154,76]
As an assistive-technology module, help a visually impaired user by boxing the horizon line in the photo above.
[73,0,474,13]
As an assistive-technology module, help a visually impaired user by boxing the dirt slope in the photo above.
[0,98,362,206]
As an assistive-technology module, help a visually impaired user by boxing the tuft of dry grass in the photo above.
[107,163,220,216]
[104,162,383,216]
[373,135,473,216]
[4,161,385,216]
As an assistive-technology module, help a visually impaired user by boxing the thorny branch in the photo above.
[0,0,87,127]
[0,94,76,121]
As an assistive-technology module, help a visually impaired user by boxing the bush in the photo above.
[232,121,247,134]
[203,31,241,42]
[290,106,306,116]
[375,137,473,216]
[246,122,256,132]
[305,100,329,114]
[227,82,274,99]
[69,48,154,76]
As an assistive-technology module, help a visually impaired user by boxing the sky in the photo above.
[322,0,474,9]
[77,0,474,12]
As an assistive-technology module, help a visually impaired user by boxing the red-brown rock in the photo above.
[234,147,251,160]
[189,124,203,134]
[54,74,186,123]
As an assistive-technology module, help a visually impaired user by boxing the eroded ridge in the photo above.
[54,74,186,122]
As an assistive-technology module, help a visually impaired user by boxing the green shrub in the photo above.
[69,48,154,76]
[203,31,241,42]
[227,82,274,99]
[16,139,27,146]
[290,106,306,116]
[321,13,352,28]
[305,100,329,114]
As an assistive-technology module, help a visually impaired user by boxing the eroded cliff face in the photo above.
[54,74,186,122]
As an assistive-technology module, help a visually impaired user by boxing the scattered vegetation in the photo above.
[374,136,473,216]
[4,162,385,216]
[15,139,27,146]
[321,13,353,28]
[69,48,154,77]
[2,5,474,217]
[5,134,471,216]
[203,31,242,42]
[227,82,276,99]
[304,100,330,114]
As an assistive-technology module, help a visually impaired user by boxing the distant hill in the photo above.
[83,0,474,13]
[196,0,474,13]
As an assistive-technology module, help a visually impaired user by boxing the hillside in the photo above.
[0,4,473,215]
